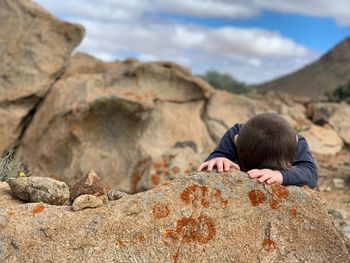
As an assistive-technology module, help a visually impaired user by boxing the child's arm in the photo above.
[280,135,319,188]
[205,124,241,161]
[247,136,318,188]
[197,124,242,172]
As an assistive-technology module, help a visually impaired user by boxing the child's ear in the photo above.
[234,135,238,145]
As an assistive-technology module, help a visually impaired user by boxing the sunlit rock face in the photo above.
[0,0,84,155]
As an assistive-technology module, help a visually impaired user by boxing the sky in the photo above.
[34,0,350,85]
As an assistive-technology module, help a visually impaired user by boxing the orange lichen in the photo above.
[180,184,209,207]
[269,199,281,210]
[171,166,180,174]
[173,248,180,262]
[7,211,15,217]
[193,215,216,243]
[163,229,179,244]
[165,215,216,245]
[248,189,266,206]
[271,184,289,199]
[153,162,162,169]
[32,203,46,214]
[236,179,243,184]
[176,217,198,243]
[262,239,277,253]
[122,91,134,97]
[290,207,297,218]
[138,235,146,242]
[152,203,170,219]
[117,239,126,248]
[151,174,161,186]
[132,157,151,192]
[213,188,228,208]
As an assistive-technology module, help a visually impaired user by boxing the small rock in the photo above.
[8,177,69,205]
[333,178,345,189]
[318,185,331,192]
[107,190,128,201]
[72,194,103,211]
[329,208,344,220]
[70,170,107,201]
[342,222,350,238]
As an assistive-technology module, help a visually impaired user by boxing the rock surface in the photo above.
[7,176,69,205]
[0,0,84,155]
[0,170,349,262]
[70,170,107,201]
[329,104,350,145]
[300,124,344,155]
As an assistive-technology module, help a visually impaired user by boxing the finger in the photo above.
[207,160,216,172]
[266,177,277,184]
[217,159,224,173]
[258,174,272,183]
[224,160,231,171]
[197,161,209,171]
[247,170,263,179]
[230,162,240,170]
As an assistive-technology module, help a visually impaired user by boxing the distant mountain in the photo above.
[254,37,350,100]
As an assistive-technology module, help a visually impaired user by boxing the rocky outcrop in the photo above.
[0,0,84,155]
[0,170,349,262]
[16,53,214,192]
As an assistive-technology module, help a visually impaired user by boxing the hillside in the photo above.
[255,37,350,100]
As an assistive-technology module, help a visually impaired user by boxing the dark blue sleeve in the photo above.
[281,135,319,188]
[205,124,242,162]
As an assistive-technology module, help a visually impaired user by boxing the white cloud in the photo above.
[254,0,350,26]
[33,0,328,84]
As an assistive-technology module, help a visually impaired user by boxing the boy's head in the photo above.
[236,113,297,172]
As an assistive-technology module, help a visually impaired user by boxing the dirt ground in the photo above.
[315,149,350,237]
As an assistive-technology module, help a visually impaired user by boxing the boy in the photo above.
[197,113,318,188]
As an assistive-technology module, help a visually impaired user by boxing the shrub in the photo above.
[198,70,249,94]
[326,81,350,103]
[0,153,30,182]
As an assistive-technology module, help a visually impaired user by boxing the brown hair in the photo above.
[236,113,297,172]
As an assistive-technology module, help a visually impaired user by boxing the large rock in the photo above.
[17,54,215,192]
[204,91,268,143]
[301,125,344,155]
[329,104,350,145]
[0,170,349,262]
[0,0,84,155]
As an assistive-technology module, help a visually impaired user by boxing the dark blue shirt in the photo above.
[206,123,319,188]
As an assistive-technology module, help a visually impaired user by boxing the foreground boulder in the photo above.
[0,170,349,262]
[0,0,84,155]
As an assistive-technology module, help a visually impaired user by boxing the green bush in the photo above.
[326,81,350,103]
[0,153,30,182]
[198,70,249,94]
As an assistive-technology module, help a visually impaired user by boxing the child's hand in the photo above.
[247,169,283,185]
[197,157,240,173]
